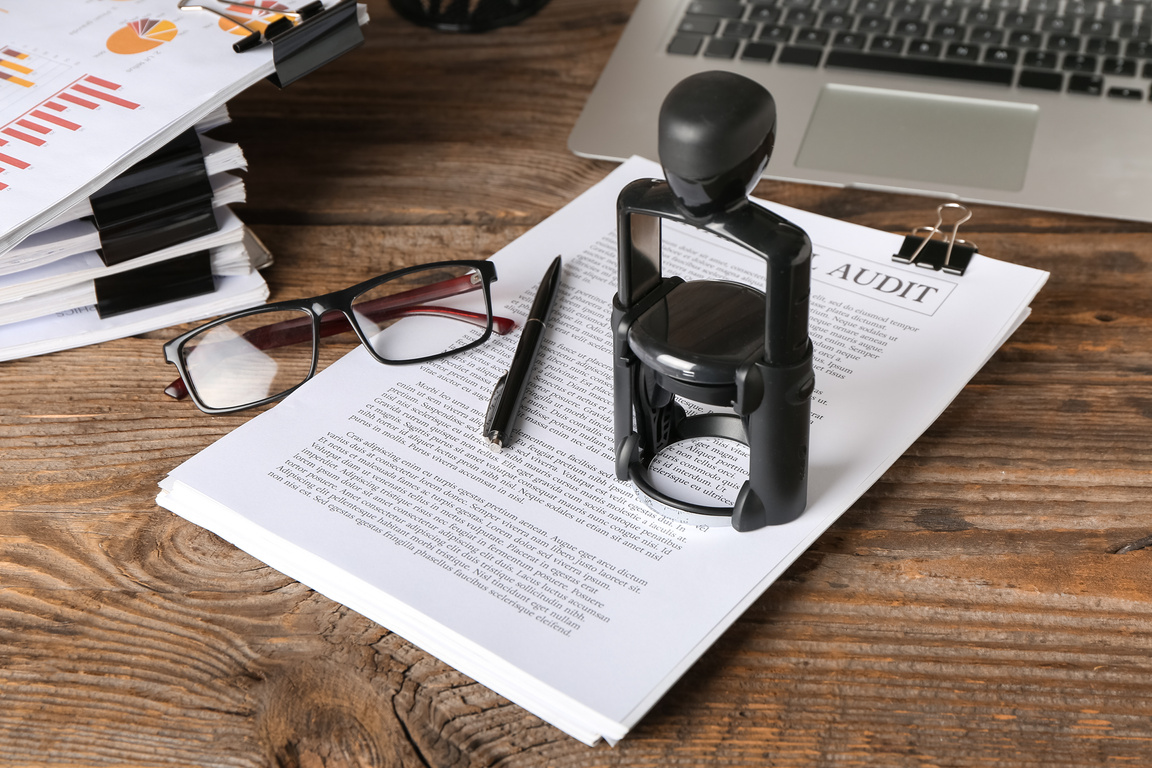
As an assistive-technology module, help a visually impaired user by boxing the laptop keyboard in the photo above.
[668,0,1152,98]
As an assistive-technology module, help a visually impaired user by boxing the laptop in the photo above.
[569,0,1152,223]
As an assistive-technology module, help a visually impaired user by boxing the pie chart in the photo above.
[107,19,178,55]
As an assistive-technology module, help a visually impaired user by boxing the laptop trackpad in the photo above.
[795,83,1039,192]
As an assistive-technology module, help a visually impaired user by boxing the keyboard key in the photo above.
[894,19,929,36]
[667,35,705,55]
[965,8,1000,25]
[796,27,831,44]
[704,37,741,57]
[819,11,854,29]
[824,49,1015,83]
[891,1,926,18]
[679,16,721,34]
[749,5,782,22]
[1047,33,1082,52]
[1063,2,1093,17]
[946,42,980,59]
[722,20,758,37]
[759,24,795,41]
[985,46,1020,64]
[819,0,853,10]
[779,45,824,64]
[1004,12,1037,28]
[1087,37,1122,55]
[741,41,779,60]
[1108,85,1145,98]
[1102,3,1137,21]
[1081,20,1114,37]
[686,0,745,18]
[870,34,906,52]
[1144,61,1152,77]
[785,8,818,24]
[857,0,889,14]
[1008,29,1041,46]
[1103,56,1138,74]
[1062,52,1098,71]
[927,4,963,22]
[1129,39,1152,57]
[974,26,1007,43]
[932,22,965,39]
[908,38,943,55]
[1068,73,1104,93]
[859,15,893,33]
[1119,22,1152,39]
[833,31,868,48]
[1041,16,1075,33]
[1018,69,1064,89]
[1023,49,1059,67]
[1028,0,1059,12]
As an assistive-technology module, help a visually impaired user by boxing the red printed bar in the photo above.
[58,92,98,109]
[2,127,46,146]
[31,110,81,131]
[72,83,139,110]
[44,102,68,111]
[84,75,122,91]
[0,151,30,169]
[16,119,51,134]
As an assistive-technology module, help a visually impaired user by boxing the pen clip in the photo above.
[483,371,508,448]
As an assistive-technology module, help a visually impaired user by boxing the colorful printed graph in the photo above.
[0,47,34,88]
[0,75,140,192]
[107,18,178,55]
[218,1,288,36]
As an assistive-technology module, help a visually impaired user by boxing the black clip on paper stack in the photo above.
[93,251,216,320]
[613,71,815,532]
[891,202,978,276]
[89,127,216,267]
[178,0,364,88]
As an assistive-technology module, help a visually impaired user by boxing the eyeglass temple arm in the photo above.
[164,277,515,399]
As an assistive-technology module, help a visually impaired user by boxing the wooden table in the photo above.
[4,1,1152,764]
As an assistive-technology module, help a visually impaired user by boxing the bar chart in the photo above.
[0,75,140,192]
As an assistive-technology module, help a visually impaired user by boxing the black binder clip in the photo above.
[892,203,977,276]
[89,128,217,266]
[94,251,217,319]
[178,0,363,88]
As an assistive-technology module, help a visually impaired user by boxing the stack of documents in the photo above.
[0,0,363,360]
[158,156,1049,745]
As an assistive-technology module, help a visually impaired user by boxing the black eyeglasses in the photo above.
[163,260,515,414]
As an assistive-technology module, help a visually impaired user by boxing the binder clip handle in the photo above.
[892,202,978,276]
[178,0,363,86]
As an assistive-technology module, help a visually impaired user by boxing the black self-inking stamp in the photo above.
[612,71,815,532]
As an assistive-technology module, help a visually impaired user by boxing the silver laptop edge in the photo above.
[569,0,1152,222]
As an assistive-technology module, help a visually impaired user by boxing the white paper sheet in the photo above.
[158,156,1048,744]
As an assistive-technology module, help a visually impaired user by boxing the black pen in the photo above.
[482,255,563,452]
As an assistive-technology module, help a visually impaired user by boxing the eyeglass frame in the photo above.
[163,259,513,414]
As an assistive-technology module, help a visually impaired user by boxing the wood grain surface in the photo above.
[3,1,1152,765]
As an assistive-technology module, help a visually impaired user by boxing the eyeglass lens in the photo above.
[178,264,491,412]
[351,263,491,361]
[180,308,316,411]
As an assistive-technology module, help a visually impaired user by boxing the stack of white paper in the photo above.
[158,156,1049,745]
[0,1,364,359]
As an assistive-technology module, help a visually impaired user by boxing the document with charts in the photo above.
[157,156,1049,745]
[0,0,292,255]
